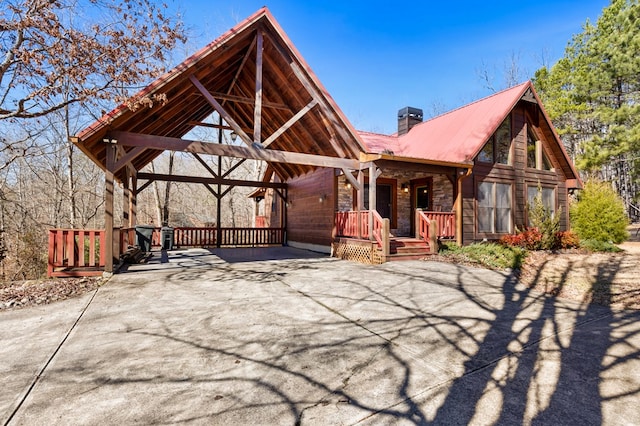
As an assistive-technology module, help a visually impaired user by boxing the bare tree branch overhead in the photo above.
[0,0,186,120]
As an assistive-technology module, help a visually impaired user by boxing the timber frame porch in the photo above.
[64,8,473,277]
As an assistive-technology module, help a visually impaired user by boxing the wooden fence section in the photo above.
[120,226,284,250]
[335,210,370,239]
[48,229,106,277]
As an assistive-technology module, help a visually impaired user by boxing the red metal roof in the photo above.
[358,81,580,182]
[359,82,530,164]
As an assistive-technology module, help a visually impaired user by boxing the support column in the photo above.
[456,168,472,246]
[216,117,223,248]
[368,163,377,240]
[122,166,130,227]
[104,143,115,273]
[130,172,137,227]
[357,169,364,238]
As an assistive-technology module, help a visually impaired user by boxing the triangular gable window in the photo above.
[527,128,554,171]
[477,116,512,165]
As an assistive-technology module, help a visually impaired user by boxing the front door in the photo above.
[410,178,433,236]
[364,183,392,218]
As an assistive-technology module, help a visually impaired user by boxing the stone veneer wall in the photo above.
[337,171,454,237]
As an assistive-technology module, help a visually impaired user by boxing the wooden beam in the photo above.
[263,31,361,158]
[189,74,253,146]
[194,91,290,111]
[130,173,137,227]
[137,178,154,194]
[225,37,256,101]
[192,152,218,178]
[203,183,219,198]
[136,172,287,189]
[368,163,377,240]
[254,29,264,145]
[222,158,246,178]
[104,143,115,273]
[342,168,361,191]
[262,99,318,148]
[187,121,252,133]
[112,131,361,170]
[114,146,146,174]
[318,108,346,158]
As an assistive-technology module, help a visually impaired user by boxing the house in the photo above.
[65,6,580,274]
[265,81,582,262]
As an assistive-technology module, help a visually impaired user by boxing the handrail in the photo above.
[371,210,384,247]
[416,211,438,254]
[421,211,455,239]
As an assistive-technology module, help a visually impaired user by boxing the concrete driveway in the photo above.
[2,247,639,425]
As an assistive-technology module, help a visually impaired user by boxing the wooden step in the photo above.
[378,237,434,261]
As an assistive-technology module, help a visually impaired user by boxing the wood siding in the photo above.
[286,168,336,247]
[462,101,571,243]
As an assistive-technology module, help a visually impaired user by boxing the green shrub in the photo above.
[440,242,525,270]
[570,179,629,243]
[528,184,561,249]
[580,239,622,253]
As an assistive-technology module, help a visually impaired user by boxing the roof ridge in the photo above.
[357,129,396,137]
[413,81,530,129]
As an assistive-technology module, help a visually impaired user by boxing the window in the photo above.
[478,181,512,233]
[527,130,553,171]
[478,116,512,165]
[527,185,556,223]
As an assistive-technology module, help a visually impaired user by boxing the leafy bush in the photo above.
[570,179,629,243]
[580,239,622,253]
[499,228,542,250]
[556,230,580,249]
[440,242,525,270]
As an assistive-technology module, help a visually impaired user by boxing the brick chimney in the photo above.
[397,107,423,135]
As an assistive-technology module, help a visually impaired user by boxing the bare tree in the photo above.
[0,0,186,121]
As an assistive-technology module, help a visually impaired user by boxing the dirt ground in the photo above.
[2,227,640,312]
[518,225,640,310]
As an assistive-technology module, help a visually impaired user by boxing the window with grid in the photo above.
[478,181,512,233]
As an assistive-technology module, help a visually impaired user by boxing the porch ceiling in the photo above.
[74,7,366,183]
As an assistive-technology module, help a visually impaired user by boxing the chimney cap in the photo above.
[398,107,423,120]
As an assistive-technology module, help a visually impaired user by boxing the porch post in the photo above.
[122,166,130,227]
[455,168,472,246]
[368,163,377,240]
[357,169,364,239]
[130,172,137,227]
[104,142,115,273]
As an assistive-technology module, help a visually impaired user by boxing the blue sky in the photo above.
[176,1,609,134]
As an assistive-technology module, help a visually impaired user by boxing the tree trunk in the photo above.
[64,104,77,229]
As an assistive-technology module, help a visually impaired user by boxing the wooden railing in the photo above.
[335,210,369,238]
[334,210,389,256]
[120,226,284,252]
[421,211,455,239]
[48,229,106,277]
[174,227,216,247]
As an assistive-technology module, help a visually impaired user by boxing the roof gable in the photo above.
[359,81,580,181]
[396,82,529,163]
[75,7,365,182]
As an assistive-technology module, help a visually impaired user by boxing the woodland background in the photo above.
[0,0,638,281]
